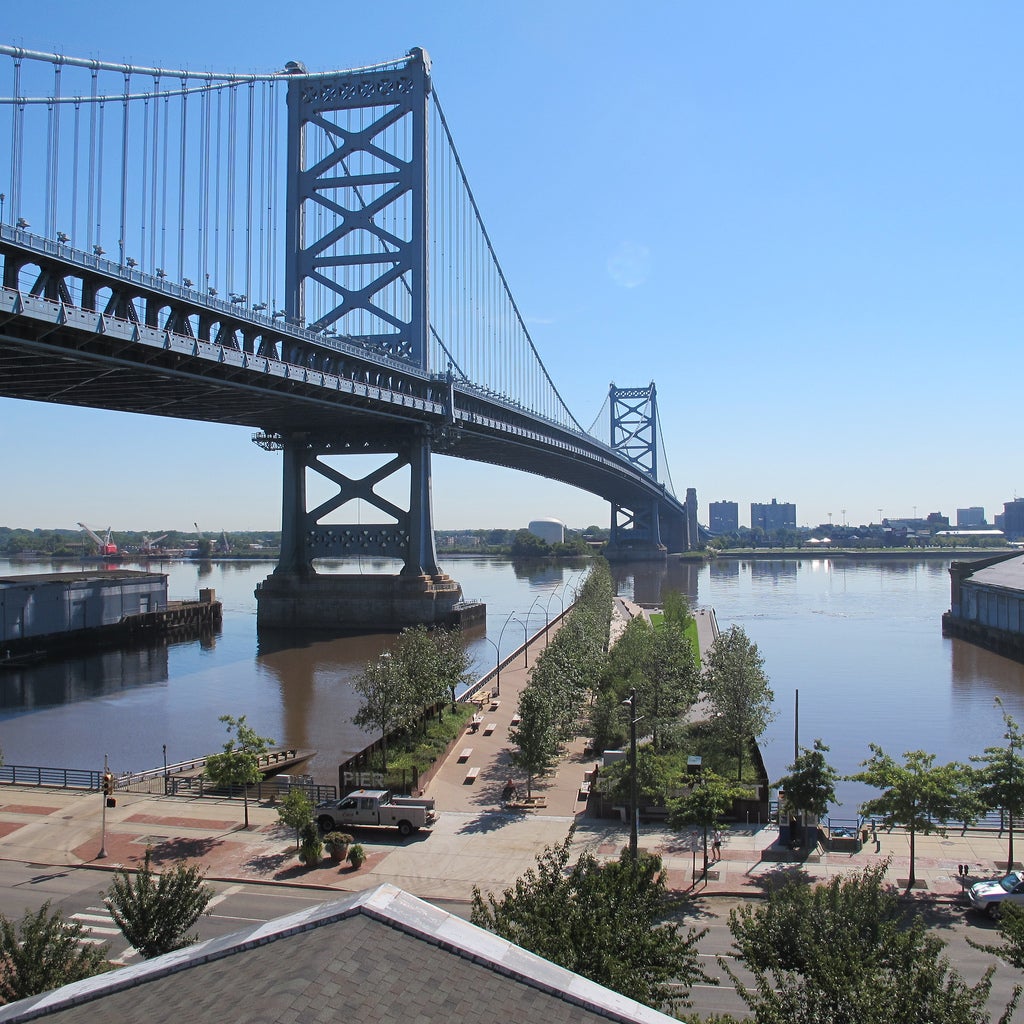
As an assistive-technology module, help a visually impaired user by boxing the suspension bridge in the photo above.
[0,44,699,629]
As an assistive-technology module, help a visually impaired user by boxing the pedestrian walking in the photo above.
[712,829,722,862]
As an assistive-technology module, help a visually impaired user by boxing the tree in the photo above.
[351,652,410,774]
[471,826,712,1013]
[277,787,313,850]
[105,849,213,959]
[662,588,694,631]
[668,770,746,878]
[0,902,108,1003]
[848,745,974,889]
[725,862,1018,1024]
[774,739,839,840]
[203,714,275,829]
[971,702,1024,870]
[637,621,699,749]
[508,683,558,799]
[704,624,775,779]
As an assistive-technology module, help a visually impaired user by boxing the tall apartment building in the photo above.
[751,498,796,532]
[999,499,1024,540]
[956,507,986,528]
[709,500,739,534]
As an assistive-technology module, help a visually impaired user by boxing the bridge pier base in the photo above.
[255,571,463,632]
[603,542,668,563]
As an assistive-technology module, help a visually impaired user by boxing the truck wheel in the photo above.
[397,820,413,838]
[317,815,335,833]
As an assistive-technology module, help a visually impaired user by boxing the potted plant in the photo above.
[298,821,324,867]
[324,831,353,864]
[347,843,366,870]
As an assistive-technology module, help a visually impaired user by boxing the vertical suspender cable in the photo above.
[150,77,160,271]
[200,78,212,290]
[95,99,105,249]
[245,81,255,302]
[71,101,81,246]
[226,85,236,295]
[214,86,222,292]
[257,81,267,307]
[49,62,62,237]
[10,58,23,222]
[268,80,277,311]
[44,100,54,235]
[177,79,188,280]
[86,65,97,251]
[140,95,149,268]
[118,72,130,264]
[159,92,169,275]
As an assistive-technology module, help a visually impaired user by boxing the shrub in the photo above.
[298,821,324,866]
[348,843,366,870]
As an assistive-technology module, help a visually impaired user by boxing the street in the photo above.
[0,861,1019,1020]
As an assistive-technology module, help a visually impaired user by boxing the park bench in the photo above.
[483,722,496,736]
[458,748,473,762]
[464,766,480,783]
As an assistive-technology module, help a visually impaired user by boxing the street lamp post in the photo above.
[622,689,642,861]
[483,636,500,696]
[163,743,168,795]
[512,616,528,666]
[98,753,110,859]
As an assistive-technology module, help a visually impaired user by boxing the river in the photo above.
[1,554,1021,814]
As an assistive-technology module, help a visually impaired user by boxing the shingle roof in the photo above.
[0,885,677,1024]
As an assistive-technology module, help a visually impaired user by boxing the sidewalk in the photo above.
[0,598,1012,907]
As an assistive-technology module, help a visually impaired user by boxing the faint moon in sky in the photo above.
[607,242,651,288]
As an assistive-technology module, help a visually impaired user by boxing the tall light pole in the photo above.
[483,636,500,696]
[498,610,520,687]
[622,689,642,861]
[98,753,110,859]
[512,616,528,665]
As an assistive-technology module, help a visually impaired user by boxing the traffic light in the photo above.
[102,772,114,797]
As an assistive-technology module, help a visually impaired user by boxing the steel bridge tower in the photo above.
[605,383,696,559]
[255,48,463,630]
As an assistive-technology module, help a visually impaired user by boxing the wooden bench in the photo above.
[458,748,473,762]
[510,715,521,726]
[464,766,480,783]
[489,699,501,710]
[483,722,496,736]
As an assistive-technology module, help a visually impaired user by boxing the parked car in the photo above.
[968,870,1024,918]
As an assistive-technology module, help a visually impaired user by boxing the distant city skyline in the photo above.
[2,3,1022,534]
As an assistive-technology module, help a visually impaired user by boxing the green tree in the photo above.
[849,745,974,889]
[470,826,712,1013]
[668,770,746,878]
[509,683,559,800]
[662,588,694,631]
[203,714,275,829]
[704,624,776,779]
[105,849,213,959]
[0,902,108,1003]
[638,621,699,749]
[725,862,1018,1024]
[351,652,410,774]
[277,787,313,850]
[971,703,1024,870]
[774,739,839,838]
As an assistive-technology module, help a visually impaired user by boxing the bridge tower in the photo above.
[255,47,463,630]
[604,383,696,559]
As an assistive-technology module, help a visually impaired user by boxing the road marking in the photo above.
[207,883,243,911]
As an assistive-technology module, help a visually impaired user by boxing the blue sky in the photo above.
[2,2,1022,532]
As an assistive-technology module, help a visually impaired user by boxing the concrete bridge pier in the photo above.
[254,429,463,631]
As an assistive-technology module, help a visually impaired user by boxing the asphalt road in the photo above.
[0,862,1019,1019]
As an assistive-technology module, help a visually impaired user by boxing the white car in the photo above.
[968,870,1024,918]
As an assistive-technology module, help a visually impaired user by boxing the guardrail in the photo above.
[0,765,102,789]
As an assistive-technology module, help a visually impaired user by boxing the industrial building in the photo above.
[943,552,1024,662]
[527,517,565,545]
[0,570,167,648]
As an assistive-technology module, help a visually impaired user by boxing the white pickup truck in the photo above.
[315,789,437,838]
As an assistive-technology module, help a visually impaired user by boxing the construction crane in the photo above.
[141,534,167,555]
[78,522,118,556]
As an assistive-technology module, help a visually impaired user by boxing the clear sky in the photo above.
[2,2,1022,533]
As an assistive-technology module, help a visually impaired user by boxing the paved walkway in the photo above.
[0,599,1013,908]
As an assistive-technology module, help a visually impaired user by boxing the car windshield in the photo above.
[1000,873,1022,892]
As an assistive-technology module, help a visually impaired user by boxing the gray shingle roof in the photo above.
[0,885,677,1024]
